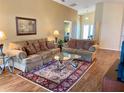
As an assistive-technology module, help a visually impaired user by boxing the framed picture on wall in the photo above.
[16,17,37,36]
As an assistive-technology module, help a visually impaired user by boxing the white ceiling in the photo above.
[53,0,124,14]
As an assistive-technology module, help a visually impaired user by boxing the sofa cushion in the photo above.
[76,40,84,49]
[83,40,95,50]
[68,39,76,48]
[62,47,78,54]
[50,48,60,55]
[38,40,48,51]
[24,44,37,55]
[37,51,52,59]
[33,40,41,52]
[76,49,92,55]
[47,41,55,49]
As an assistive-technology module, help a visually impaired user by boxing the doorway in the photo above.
[64,20,72,42]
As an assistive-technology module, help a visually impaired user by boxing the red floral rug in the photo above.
[19,60,93,92]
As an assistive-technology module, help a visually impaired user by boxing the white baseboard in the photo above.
[99,47,120,52]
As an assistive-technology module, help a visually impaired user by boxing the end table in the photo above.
[0,53,15,74]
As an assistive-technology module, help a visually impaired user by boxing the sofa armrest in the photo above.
[22,54,42,64]
[5,49,27,60]
[88,45,98,52]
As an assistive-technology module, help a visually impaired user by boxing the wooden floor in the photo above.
[0,49,120,92]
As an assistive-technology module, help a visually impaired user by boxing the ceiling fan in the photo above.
[61,0,77,7]
[61,0,65,2]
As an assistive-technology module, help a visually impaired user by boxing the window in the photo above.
[83,25,94,39]
[83,25,89,39]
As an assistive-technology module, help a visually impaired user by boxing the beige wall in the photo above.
[94,3,104,43]
[95,2,124,51]
[100,3,123,51]
[82,12,95,25]
[0,0,77,48]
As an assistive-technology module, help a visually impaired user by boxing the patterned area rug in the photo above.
[19,60,93,92]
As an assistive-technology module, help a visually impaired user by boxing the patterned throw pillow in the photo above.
[21,47,27,54]
[24,44,37,55]
[68,39,76,48]
[33,40,41,52]
[47,41,55,49]
[89,45,96,52]
[76,40,84,49]
[38,40,48,51]
[83,41,95,50]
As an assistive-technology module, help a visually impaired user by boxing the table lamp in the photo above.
[53,30,60,43]
[0,31,6,55]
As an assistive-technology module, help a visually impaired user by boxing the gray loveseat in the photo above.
[63,39,98,62]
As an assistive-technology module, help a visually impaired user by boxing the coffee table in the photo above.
[53,52,81,71]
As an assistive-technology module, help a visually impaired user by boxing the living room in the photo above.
[0,0,124,92]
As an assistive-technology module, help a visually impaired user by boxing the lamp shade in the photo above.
[53,30,60,37]
[0,31,6,43]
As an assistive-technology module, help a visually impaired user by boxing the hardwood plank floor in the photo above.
[0,49,120,92]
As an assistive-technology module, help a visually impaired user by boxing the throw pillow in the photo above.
[76,40,83,49]
[83,41,94,50]
[68,39,76,48]
[24,44,37,55]
[38,40,48,51]
[89,45,97,52]
[33,40,41,52]
[21,47,27,54]
[47,41,55,49]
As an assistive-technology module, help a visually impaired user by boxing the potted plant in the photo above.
[58,39,64,52]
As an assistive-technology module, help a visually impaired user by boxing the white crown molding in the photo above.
[53,0,124,14]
